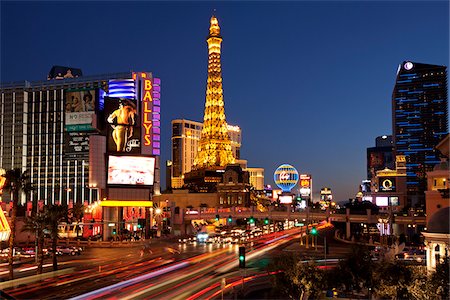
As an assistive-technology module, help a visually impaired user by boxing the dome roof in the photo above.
[427,207,450,234]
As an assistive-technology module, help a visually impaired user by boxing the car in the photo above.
[56,246,82,256]
[47,248,63,256]
[0,247,23,257]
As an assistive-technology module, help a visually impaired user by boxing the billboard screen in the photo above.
[107,155,155,186]
[65,89,97,132]
[376,196,389,207]
[279,195,293,204]
[390,196,399,206]
[104,97,141,154]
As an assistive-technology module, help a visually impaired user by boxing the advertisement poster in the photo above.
[65,132,91,155]
[65,89,96,132]
[107,155,155,186]
[104,97,140,154]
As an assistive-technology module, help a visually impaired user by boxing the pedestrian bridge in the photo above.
[179,206,426,226]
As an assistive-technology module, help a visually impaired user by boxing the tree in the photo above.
[331,245,375,292]
[69,203,84,237]
[372,259,412,299]
[2,169,32,280]
[21,212,46,274]
[43,204,68,271]
[428,256,450,299]
[269,253,326,299]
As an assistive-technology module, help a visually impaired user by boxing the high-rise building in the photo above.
[193,16,235,169]
[171,119,241,188]
[392,61,448,208]
[367,135,394,182]
[0,70,161,211]
[247,168,264,191]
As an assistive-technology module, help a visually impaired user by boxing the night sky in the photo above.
[1,1,449,203]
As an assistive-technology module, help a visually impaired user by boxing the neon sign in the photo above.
[142,79,153,146]
[138,73,161,156]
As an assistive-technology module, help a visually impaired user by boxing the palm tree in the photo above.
[70,203,84,237]
[21,212,46,274]
[43,204,68,271]
[2,169,32,280]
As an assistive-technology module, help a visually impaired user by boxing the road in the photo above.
[2,224,336,299]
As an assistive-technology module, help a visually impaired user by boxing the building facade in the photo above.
[392,61,448,208]
[425,134,449,223]
[367,135,394,182]
[1,70,161,237]
[247,168,264,191]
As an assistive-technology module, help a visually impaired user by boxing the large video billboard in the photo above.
[107,155,155,186]
[104,97,141,154]
[65,89,97,132]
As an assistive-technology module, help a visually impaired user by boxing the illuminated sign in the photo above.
[100,200,153,207]
[390,196,399,206]
[138,73,161,156]
[379,177,396,192]
[65,89,97,132]
[279,195,293,204]
[274,164,299,193]
[142,78,153,147]
[104,97,140,154]
[363,196,373,202]
[0,168,5,195]
[299,188,311,196]
[107,155,155,186]
[376,196,389,207]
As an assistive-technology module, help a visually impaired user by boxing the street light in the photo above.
[155,207,162,237]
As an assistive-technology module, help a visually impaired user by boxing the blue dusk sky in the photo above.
[1,1,449,203]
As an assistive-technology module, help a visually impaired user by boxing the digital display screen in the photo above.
[376,196,389,207]
[279,195,293,204]
[107,155,155,186]
[390,196,399,206]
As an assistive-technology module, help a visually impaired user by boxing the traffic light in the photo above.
[264,218,269,225]
[228,215,232,222]
[238,246,245,268]
[215,214,220,221]
[310,227,318,235]
[138,218,146,229]
[249,216,255,224]
[112,228,117,235]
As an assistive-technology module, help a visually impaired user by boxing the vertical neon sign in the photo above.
[152,78,161,155]
[139,72,161,156]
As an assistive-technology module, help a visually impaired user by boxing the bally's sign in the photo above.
[138,73,161,156]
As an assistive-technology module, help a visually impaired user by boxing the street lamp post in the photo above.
[155,207,162,237]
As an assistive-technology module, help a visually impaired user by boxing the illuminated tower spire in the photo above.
[194,16,235,169]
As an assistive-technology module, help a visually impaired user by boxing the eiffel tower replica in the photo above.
[184,15,237,192]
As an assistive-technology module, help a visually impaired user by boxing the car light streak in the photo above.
[70,261,189,300]
[119,254,235,300]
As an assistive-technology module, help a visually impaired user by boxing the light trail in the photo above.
[69,261,190,300]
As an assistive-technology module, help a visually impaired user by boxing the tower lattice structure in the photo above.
[194,16,235,169]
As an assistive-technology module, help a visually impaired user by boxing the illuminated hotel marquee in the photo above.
[137,73,161,156]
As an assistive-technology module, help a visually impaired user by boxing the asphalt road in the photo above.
[1,224,347,299]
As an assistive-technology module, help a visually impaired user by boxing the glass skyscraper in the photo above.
[392,61,448,208]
